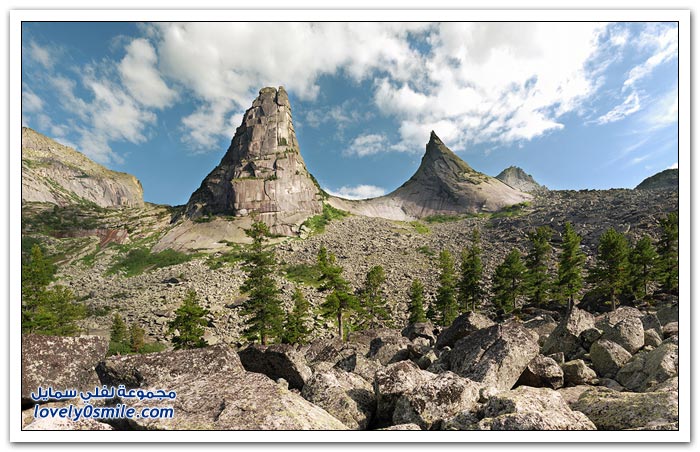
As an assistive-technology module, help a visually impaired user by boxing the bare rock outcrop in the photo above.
[22,127,144,208]
[238,343,312,390]
[516,355,564,390]
[495,166,547,194]
[541,307,595,360]
[301,368,375,430]
[95,344,347,430]
[449,322,539,392]
[475,386,596,431]
[21,334,109,407]
[184,86,323,236]
[435,311,494,349]
[616,338,679,392]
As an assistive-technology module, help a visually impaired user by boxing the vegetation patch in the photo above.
[106,248,196,277]
[423,214,464,224]
[491,201,531,219]
[284,263,323,287]
[409,221,430,234]
[417,245,436,257]
[22,205,105,235]
[207,244,246,269]
[302,204,349,234]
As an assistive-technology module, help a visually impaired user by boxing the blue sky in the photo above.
[21,22,678,205]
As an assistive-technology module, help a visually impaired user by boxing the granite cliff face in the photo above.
[635,168,678,191]
[184,87,323,235]
[329,132,531,220]
[496,166,546,194]
[21,127,144,208]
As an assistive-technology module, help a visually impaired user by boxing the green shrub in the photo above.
[302,204,349,234]
[106,248,195,277]
[424,214,463,224]
[417,245,436,257]
[491,202,531,219]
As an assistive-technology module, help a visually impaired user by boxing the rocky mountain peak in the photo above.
[495,166,545,194]
[328,132,532,220]
[184,86,323,235]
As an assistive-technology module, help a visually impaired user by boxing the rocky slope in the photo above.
[635,168,679,190]
[22,301,679,431]
[21,127,144,208]
[183,86,324,235]
[329,132,532,221]
[496,166,546,194]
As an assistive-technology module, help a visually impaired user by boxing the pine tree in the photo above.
[458,228,485,312]
[435,249,458,326]
[525,226,553,307]
[629,235,658,299]
[359,265,389,328]
[492,249,527,316]
[239,221,285,345]
[282,287,312,345]
[108,314,131,355]
[408,279,427,324]
[130,323,146,353]
[557,222,586,312]
[318,247,358,340]
[656,211,679,293]
[168,289,209,350]
[590,228,630,311]
[21,244,84,335]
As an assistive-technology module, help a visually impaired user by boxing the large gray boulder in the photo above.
[476,386,596,430]
[401,322,438,346]
[541,308,595,360]
[561,360,597,386]
[571,387,678,430]
[600,316,645,355]
[373,360,432,426]
[22,334,109,406]
[449,323,539,392]
[656,304,678,326]
[435,312,494,349]
[393,372,481,430]
[516,355,564,389]
[616,338,678,392]
[367,335,412,366]
[238,343,312,390]
[522,315,557,346]
[335,353,383,383]
[96,344,347,430]
[301,368,375,430]
[589,339,632,378]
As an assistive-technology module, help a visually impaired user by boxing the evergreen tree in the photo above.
[435,249,458,326]
[408,279,427,324]
[282,287,312,345]
[130,323,146,353]
[108,314,131,355]
[629,235,658,299]
[318,247,358,340]
[492,249,527,316]
[557,222,586,312]
[168,289,209,350]
[656,211,679,293]
[239,221,285,345]
[458,228,485,312]
[590,228,630,311]
[525,226,553,307]
[21,244,84,335]
[359,265,389,328]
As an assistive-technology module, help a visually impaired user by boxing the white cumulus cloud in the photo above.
[343,133,388,157]
[119,38,177,109]
[325,184,386,200]
[596,92,641,124]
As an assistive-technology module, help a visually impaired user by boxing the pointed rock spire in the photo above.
[184,86,323,235]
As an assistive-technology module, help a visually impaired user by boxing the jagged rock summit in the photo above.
[496,165,546,194]
[21,127,144,208]
[329,132,531,220]
[635,168,678,191]
[184,86,323,235]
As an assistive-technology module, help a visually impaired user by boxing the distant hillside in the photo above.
[21,127,144,208]
[635,168,678,190]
